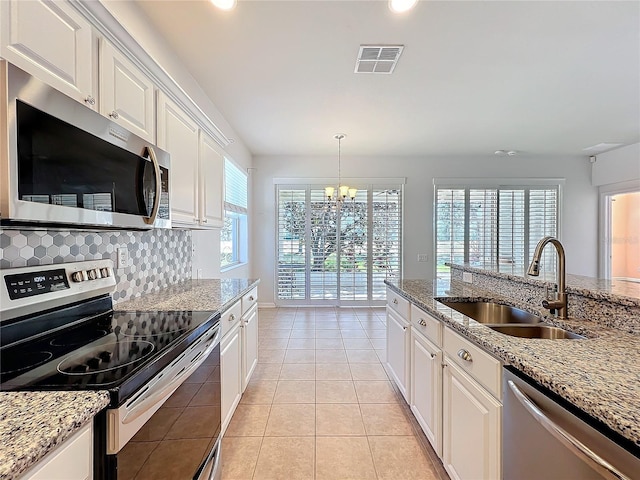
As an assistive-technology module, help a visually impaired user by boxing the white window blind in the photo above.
[435,184,559,277]
[224,158,247,213]
[276,184,402,303]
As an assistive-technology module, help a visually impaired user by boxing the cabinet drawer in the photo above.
[242,287,258,314]
[411,304,442,346]
[221,300,242,338]
[386,288,410,319]
[443,327,502,399]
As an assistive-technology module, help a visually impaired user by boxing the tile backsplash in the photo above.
[0,228,192,303]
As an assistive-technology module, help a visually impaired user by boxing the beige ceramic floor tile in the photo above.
[349,363,389,381]
[360,403,415,435]
[283,349,316,364]
[315,338,344,349]
[259,319,294,329]
[257,349,285,364]
[316,404,365,436]
[340,329,368,338]
[316,380,358,403]
[224,404,271,436]
[315,349,348,363]
[368,436,438,480]
[341,338,373,349]
[264,404,316,436]
[221,436,262,480]
[354,381,399,403]
[369,338,387,350]
[253,437,315,480]
[316,436,377,480]
[368,330,388,339]
[346,349,381,363]
[279,363,315,380]
[315,320,340,330]
[315,329,342,339]
[258,328,292,339]
[316,364,352,380]
[258,337,289,349]
[287,338,316,349]
[289,329,316,339]
[240,380,277,404]
[251,364,282,381]
[273,380,316,403]
[375,349,387,362]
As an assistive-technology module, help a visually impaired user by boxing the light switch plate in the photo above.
[462,272,473,283]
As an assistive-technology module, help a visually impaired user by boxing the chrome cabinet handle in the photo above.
[457,349,473,362]
[84,95,96,105]
[142,146,162,226]
[109,111,119,119]
[229,313,236,321]
[392,298,398,305]
[507,380,630,480]
[419,319,427,326]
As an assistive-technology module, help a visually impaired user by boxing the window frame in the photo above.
[221,158,248,271]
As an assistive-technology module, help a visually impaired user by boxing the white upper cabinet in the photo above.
[157,91,199,227]
[199,131,225,228]
[0,0,95,107]
[99,39,155,143]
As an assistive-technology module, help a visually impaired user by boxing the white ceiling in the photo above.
[135,0,640,157]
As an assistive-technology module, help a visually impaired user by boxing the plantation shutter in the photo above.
[277,187,306,300]
[371,188,402,300]
[224,158,248,214]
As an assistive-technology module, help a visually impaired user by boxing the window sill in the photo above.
[221,261,247,273]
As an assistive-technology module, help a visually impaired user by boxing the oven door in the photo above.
[101,323,221,480]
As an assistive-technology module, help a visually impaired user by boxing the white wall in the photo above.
[101,0,253,279]
[252,154,598,305]
[592,143,640,186]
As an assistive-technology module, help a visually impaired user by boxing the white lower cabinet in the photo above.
[21,422,92,480]
[442,359,502,480]
[410,328,442,457]
[241,303,258,391]
[220,321,242,434]
[386,307,410,401]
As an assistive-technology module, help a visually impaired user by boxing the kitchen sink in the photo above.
[488,325,585,339]
[437,300,543,325]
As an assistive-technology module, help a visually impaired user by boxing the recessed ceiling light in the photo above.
[582,142,625,153]
[389,0,418,13]
[211,0,236,11]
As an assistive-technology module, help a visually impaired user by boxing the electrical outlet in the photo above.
[417,254,428,262]
[117,247,129,269]
[197,269,203,280]
[462,272,473,283]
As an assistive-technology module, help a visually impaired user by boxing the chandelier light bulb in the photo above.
[389,0,418,13]
[211,0,237,11]
[325,186,335,200]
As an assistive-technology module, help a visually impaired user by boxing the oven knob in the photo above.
[100,268,111,278]
[87,269,100,280]
[86,357,102,369]
[71,271,85,282]
[99,351,113,363]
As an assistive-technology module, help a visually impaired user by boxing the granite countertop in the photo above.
[0,391,110,480]
[0,278,259,479]
[386,278,640,450]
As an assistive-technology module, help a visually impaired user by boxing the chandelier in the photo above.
[325,133,357,202]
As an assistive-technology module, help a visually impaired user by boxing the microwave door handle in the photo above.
[507,380,630,480]
[143,145,162,225]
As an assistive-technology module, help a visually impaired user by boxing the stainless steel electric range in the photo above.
[0,260,222,480]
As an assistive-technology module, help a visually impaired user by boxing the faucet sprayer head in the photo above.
[527,259,540,276]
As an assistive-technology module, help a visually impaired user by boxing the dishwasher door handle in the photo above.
[507,380,630,480]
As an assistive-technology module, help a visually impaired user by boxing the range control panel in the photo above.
[1,260,116,321]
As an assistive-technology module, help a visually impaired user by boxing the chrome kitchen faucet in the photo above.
[527,236,568,319]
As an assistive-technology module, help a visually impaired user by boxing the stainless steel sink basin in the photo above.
[488,325,585,339]
[438,300,542,325]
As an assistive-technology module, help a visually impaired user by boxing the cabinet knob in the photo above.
[203,218,208,223]
[457,349,473,362]
[419,319,427,326]
[249,295,254,301]
[84,95,96,106]
[392,298,398,305]
[229,313,236,321]
[430,353,436,359]
[109,111,119,120]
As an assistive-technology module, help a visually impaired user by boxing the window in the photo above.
[435,181,560,279]
[276,184,402,304]
[221,159,248,269]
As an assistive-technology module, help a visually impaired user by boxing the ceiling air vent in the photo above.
[354,45,404,74]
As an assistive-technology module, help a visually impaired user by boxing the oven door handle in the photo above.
[507,380,630,480]
[123,327,220,424]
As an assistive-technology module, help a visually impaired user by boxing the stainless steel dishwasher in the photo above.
[503,367,640,480]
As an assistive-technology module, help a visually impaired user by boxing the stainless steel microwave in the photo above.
[0,62,170,230]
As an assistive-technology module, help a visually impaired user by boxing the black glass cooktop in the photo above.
[0,299,219,405]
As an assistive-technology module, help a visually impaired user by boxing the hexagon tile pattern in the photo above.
[0,228,192,303]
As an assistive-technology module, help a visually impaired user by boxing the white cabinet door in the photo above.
[0,0,95,107]
[221,322,242,434]
[386,307,410,401]
[99,39,155,142]
[410,329,442,457]
[241,303,259,391]
[443,359,501,480]
[22,423,92,480]
[199,131,225,228]
[157,92,199,227]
